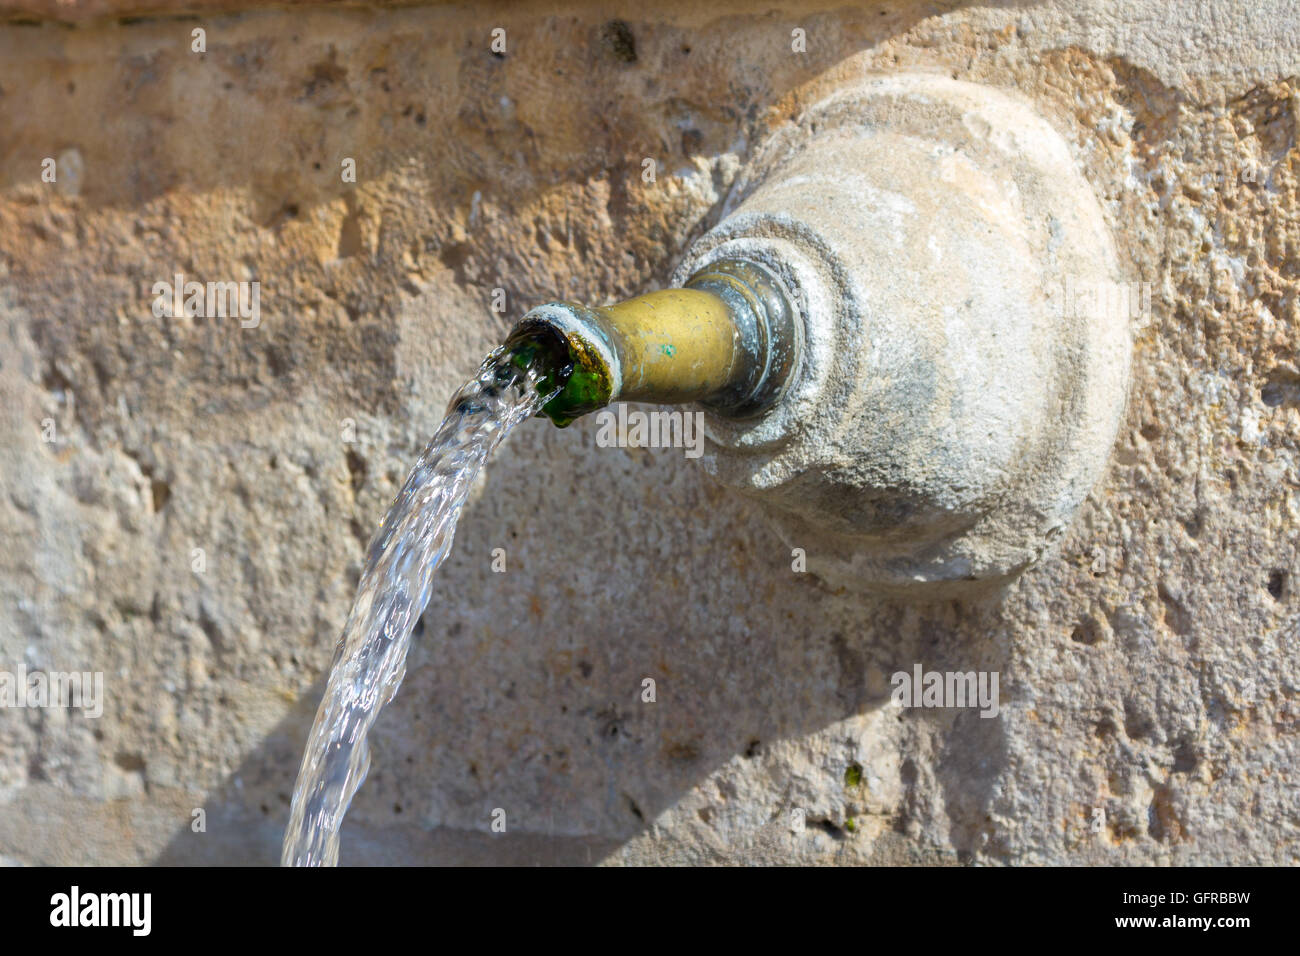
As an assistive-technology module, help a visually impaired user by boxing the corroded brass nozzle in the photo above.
[505,258,799,426]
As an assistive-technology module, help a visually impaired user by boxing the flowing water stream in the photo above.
[281,343,561,866]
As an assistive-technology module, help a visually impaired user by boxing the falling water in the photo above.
[281,344,560,866]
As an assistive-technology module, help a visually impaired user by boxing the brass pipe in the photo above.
[594,287,739,403]
[505,258,799,426]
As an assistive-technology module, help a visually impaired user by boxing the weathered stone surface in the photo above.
[0,1,1297,865]
[679,73,1133,590]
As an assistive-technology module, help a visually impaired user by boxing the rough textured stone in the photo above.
[0,1,1297,865]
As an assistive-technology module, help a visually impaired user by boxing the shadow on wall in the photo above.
[158,411,1014,865]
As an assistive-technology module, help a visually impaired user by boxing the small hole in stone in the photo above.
[1267,569,1286,601]
[601,20,637,63]
[623,794,644,821]
[150,479,170,513]
[1172,738,1198,773]
[1261,368,1300,407]
[1071,618,1104,645]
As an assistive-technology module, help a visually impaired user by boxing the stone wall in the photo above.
[0,0,1296,864]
